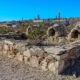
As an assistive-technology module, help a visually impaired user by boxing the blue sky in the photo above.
[0,0,80,21]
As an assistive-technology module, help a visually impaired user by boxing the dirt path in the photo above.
[0,56,79,80]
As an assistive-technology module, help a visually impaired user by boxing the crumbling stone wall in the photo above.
[26,26,32,35]
[0,40,80,74]
[46,24,68,44]
[47,24,66,37]
[68,22,80,41]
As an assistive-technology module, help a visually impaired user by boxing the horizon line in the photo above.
[0,16,80,22]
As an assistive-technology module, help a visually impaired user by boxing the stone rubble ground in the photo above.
[0,56,80,80]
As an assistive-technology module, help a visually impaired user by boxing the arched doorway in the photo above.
[48,28,55,36]
[71,30,80,38]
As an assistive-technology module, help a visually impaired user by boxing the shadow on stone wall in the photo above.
[61,57,80,78]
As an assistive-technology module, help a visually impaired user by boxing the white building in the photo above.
[33,20,43,23]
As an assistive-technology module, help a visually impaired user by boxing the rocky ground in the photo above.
[0,56,80,80]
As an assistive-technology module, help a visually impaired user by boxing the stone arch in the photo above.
[71,29,80,38]
[47,27,55,36]
[68,22,80,40]
[26,26,32,35]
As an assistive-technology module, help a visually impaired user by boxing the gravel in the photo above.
[0,56,80,80]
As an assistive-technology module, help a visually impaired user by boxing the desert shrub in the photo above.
[66,26,72,33]
[0,27,6,34]
[28,29,45,44]
[6,27,15,33]
[0,26,15,34]
[40,23,48,30]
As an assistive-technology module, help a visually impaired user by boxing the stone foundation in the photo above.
[0,40,80,74]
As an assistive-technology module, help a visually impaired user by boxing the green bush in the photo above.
[66,26,72,33]
[28,29,45,44]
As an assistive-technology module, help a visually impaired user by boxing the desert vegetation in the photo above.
[28,28,46,44]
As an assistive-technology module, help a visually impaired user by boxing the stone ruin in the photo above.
[0,39,80,74]
[26,25,42,35]
[68,22,80,42]
[47,24,66,37]
[26,25,31,35]
[46,24,67,44]
[26,24,68,44]
[0,22,80,75]
[46,22,80,44]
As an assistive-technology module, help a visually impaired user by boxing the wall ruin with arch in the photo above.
[68,22,80,41]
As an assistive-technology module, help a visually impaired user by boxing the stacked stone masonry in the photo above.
[0,40,80,74]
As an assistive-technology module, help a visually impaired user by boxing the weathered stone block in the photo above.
[13,44,18,49]
[3,50,8,56]
[23,50,31,57]
[40,59,48,71]
[33,47,44,56]
[48,61,59,74]
[8,45,13,51]
[23,56,29,64]
[4,40,13,45]
[7,51,14,58]
[0,45,3,51]
[30,56,39,68]
[3,44,8,51]
[16,53,23,62]
[0,51,3,56]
